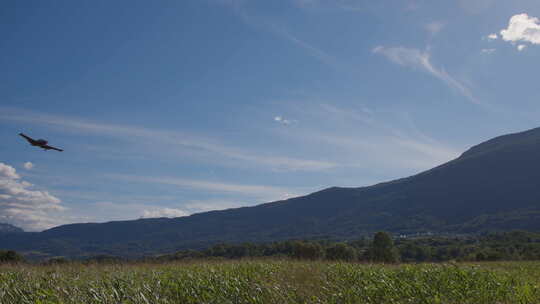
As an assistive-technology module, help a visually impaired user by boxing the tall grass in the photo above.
[0,260,539,303]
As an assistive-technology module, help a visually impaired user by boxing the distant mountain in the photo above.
[3,127,540,258]
[0,223,23,234]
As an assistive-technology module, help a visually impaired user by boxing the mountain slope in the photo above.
[0,223,23,234]
[3,127,540,258]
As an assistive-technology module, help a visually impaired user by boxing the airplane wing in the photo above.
[19,133,34,143]
[43,145,63,152]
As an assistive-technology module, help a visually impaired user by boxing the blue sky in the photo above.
[1,0,540,231]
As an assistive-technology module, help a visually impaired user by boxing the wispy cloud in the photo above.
[217,0,338,68]
[319,105,459,164]
[373,46,480,105]
[425,21,445,35]
[0,108,336,172]
[106,174,301,201]
[293,0,366,11]
[268,24,339,67]
[273,103,461,172]
[312,105,434,162]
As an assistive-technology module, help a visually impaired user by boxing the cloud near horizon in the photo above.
[141,207,188,218]
[0,163,66,231]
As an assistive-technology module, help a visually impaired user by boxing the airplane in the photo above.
[19,133,63,152]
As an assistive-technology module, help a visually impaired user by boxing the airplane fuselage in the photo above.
[32,139,48,146]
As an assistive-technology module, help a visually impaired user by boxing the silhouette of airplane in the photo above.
[19,133,63,152]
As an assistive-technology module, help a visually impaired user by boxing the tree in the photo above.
[367,231,398,263]
[399,243,431,262]
[325,243,357,261]
[292,241,325,260]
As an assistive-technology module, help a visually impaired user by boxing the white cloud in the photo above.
[500,13,540,46]
[274,116,295,125]
[0,162,66,231]
[0,108,335,172]
[485,14,540,51]
[426,21,445,35]
[481,48,496,54]
[141,207,188,218]
[373,46,479,105]
[0,163,19,179]
[274,116,289,124]
[487,33,498,40]
[23,162,34,170]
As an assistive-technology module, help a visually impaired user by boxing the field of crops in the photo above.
[1,260,540,303]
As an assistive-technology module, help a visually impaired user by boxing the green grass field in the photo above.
[1,260,540,303]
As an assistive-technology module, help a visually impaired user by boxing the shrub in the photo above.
[0,250,24,263]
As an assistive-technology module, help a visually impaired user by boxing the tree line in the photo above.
[4,230,540,264]
[160,230,540,263]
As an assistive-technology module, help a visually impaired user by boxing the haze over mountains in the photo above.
[2,127,540,258]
